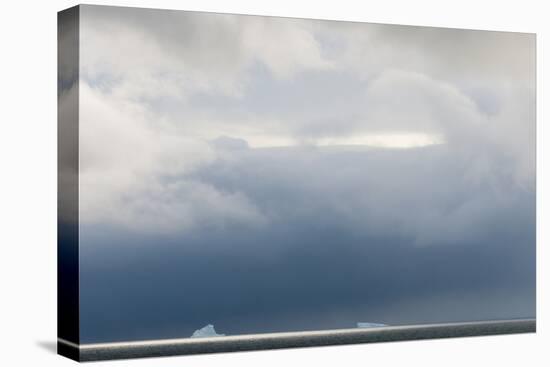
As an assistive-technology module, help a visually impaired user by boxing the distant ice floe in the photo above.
[190,324,225,338]
[357,322,387,329]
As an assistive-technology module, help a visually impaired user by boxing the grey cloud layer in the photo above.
[78,7,534,233]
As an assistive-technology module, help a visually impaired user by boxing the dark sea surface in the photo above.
[70,319,535,361]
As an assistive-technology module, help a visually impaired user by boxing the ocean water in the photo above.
[75,319,535,361]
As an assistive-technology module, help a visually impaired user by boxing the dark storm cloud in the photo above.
[192,145,534,246]
[79,212,534,343]
[79,145,535,343]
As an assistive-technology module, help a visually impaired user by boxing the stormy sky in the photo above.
[68,5,535,343]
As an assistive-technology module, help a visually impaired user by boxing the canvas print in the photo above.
[58,5,536,361]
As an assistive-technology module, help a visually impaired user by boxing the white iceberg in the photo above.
[190,324,225,338]
[357,322,387,328]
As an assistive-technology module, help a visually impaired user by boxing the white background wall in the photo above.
[0,0,547,365]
